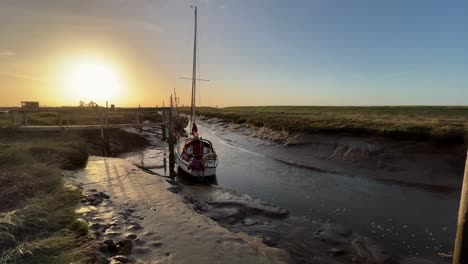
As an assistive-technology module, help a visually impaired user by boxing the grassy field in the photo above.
[0,108,163,128]
[0,130,92,263]
[191,106,468,143]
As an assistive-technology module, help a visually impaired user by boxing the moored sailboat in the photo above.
[176,6,218,177]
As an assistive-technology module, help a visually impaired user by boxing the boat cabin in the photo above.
[179,138,217,163]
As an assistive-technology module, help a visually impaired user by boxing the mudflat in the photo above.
[69,156,291,264]
[201,117,466,188]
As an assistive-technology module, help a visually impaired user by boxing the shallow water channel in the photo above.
[126,123,461,261]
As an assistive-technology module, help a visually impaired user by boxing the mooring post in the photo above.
[163,151,167,172]
[59,112,63,130]
[23,110,27,126]
[105,101,109,126]
[453,149,468,264]
[138,104,142,132]
[162,110,167,141]
[100,110,107,156]
[136,112,140,131]
[9,111,15,128]
[100,111,104,140]
[168,107,175,178]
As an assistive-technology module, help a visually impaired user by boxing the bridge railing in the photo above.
[5,106,179,176]
[8,108,167,131]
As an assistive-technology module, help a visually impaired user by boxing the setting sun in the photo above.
[2,2,468,264]
[63,59,122,104]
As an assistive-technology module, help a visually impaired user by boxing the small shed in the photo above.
[21,101,39,111]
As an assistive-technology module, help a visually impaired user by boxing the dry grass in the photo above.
[192,106,468,143]
[0,131,91,264]
[0,231,92,264]
[0,108,164,128]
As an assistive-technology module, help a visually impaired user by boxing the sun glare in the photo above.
[64,59,122,104]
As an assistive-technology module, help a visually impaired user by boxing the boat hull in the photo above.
[176,152,216,177]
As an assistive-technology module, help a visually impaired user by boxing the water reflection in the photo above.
[124,124,459,261]
[192,124,459,259]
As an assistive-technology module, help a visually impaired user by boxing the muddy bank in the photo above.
[182,119,458,262]
[74,124,456,263]
[67,157,290,264]
[68,153,443,264]
[200,117,465,188]
[175,180,445,264]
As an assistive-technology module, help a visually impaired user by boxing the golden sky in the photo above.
[0,1,211,107]
[1,0,467,107]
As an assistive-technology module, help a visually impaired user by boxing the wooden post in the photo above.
[59,112,63,130]
[9,111,15,128]
[162,125,167,141]
[454,149,468,264]
[162,110,167,141]
[23,111,27,126]
[168,106,175,178]
[138,105,142,132]
[100,111,104,140]
[136,112,141,132]
[105,101,109,126]
[100,110,106,156]
[163,151,167,172]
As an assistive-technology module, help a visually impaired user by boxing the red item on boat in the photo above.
[192,140,203,158]
[188,158,205,171]
[192,123,199,138]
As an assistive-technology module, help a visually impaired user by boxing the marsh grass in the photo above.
[0,231,92,264]
[192,106,468,143]
[0,109,163,128]
[0,131,91,263]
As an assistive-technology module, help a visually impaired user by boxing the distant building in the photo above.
[21,101,39,111]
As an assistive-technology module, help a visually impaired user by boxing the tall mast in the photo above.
[190,6,197,133]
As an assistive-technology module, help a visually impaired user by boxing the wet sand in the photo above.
[68,157,290,264]
[67,156,446,264]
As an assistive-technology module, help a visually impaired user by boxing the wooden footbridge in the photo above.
[7,106,178,174]
[9,107,170,132]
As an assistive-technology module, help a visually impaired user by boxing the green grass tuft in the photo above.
[69,219,89,235]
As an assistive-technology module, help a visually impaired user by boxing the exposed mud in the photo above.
[67,157,290,264]
[175,179,443,264]
[69,122,458,264]
[177,119,457,263]
[200,117,465,189]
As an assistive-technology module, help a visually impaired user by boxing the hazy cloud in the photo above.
[0,50,16,57]
[0,72,47,82]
